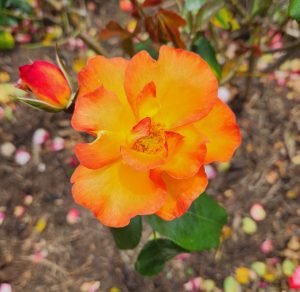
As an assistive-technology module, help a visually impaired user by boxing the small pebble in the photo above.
[24,195,33,206]
[260,239,273,253]
[242,217,257,234]
[251,261,266,276]
[32,128,49,145]
[1,142,16,157]
[223,276,240,292]
[66,208,81,225]
[15,149,31,165]
[109,287,121,292]
[287,236,300,251]
[14,205,25,218]
[286,189,298,199]
[282,259,296,276]
[34,217,47,233]
[80,281,101,292]
[15,33,31,44]
[218,86,231,103]
[217,162,230,172]
[250,203,266,221]
[175,253,191,261]
[0,71,10,82]
[235,267,251,284]
[0,212,5,225]
[37,163,46,172]
[32,248,48,263]
[51,137,64,151]
[184,277,202,291]
[204,165,217,180]
[0,283,12,292]
[263,272,276,283]
[203,279,215,291]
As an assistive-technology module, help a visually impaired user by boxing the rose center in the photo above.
[132,123,165,154]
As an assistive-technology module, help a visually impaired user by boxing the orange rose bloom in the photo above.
[71,46,241,227]
[18,61,71,109]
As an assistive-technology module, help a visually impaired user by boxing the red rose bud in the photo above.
[17,60,72,112]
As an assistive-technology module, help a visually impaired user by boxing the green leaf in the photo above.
[0,15,18,26]
[184,0,206,12]
[211,6,240,31]
[146,193,227,251]
[0,31,15,50]
[135,239,186,276]
[252,0,272,17]
[194,0,224,31]
[3,0,32,13]
[110,216,142,250]
[191,36,222,81]
[135,41,159,59]
[289,0,300,24]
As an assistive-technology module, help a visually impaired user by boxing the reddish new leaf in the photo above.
[157,9,186,48]
[143,0,162,7]
[100,21,131,40]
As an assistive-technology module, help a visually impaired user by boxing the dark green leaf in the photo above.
[194,0,224,31]
[110,216,142,250]
[135,239,186,276]
[4,0,32,13]
[252,0,272,17]
[135,41,159,59]
[146,193,227,251]
[0,15,18,26]
[184,0,206,12]
[191,36,222,80]
[289,0,300,24]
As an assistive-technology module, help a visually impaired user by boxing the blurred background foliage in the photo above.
[0,0,299,91]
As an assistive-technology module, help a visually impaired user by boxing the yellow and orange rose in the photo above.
[71,46,241,227]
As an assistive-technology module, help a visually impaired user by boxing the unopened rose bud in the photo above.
[17,60,72,112]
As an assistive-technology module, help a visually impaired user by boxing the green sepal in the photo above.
[17,96,63,112]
